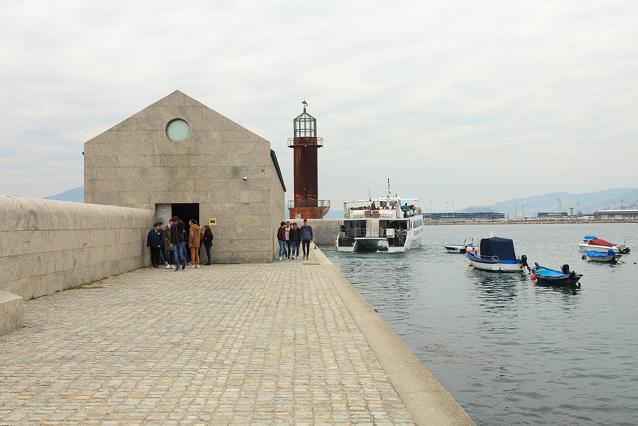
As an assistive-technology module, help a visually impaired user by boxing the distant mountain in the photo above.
[460,188,638,217]
[45,186,84,202]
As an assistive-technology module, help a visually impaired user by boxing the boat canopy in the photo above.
[588,238,615,247]
[479,237,516,260]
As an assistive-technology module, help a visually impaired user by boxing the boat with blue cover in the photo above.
[465,237,528,272]
[583,249,621,263]
[531,263,582,287]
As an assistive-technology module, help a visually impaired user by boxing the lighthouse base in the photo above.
[288,200,330,219]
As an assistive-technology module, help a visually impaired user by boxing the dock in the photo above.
[0,248,473,425]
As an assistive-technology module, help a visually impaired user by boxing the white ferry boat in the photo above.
[336,187,424,253]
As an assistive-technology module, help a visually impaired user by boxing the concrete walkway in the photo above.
[0,250,473,425]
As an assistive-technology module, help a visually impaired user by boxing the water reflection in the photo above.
[466,268,527,314]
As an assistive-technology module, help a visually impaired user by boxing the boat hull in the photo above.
[584,253,619,263]
[578,243,619,254]
[444,245,466,253]
[535,274,582,286]
[465,253,524,272]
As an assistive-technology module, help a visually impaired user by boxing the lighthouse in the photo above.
[288,101,330,219]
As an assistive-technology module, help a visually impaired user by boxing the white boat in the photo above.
[444,241,474,254]
[336,183,423,253]
[465,237,527,272]
[577,236,630,254]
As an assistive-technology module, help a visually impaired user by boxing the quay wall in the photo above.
[290,219,339,245]
[0,195,154,301]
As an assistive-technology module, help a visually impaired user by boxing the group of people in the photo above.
[277,219,314,260]
[146,216,214,271]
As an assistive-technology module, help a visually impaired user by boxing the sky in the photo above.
[1,0,637,211]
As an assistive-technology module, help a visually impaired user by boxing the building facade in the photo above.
[84,90,285,263]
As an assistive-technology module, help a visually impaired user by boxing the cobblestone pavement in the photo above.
[0,261,414,425]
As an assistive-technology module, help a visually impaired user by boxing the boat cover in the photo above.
[479,237,516,260]
[588,238,615,247]
[583,235,597,241]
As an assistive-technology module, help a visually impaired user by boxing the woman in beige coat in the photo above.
[188,220,202,268]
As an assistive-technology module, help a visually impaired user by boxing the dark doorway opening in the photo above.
[172,203,200,263]
[171,203,199,225]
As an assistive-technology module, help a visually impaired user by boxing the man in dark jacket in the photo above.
[146,223,163,268]
[289,222,301,260]
[299,219,313,260]
[170,216,187,271]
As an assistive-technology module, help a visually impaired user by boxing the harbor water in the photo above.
[323,223,638,425]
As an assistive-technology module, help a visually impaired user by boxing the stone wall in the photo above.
[0,195,154,300]
[290,219,340,246]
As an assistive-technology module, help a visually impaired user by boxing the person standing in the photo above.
[146,222,163,268]
[277,222,287,261]
[171,216,186,271]
[189,219,202,268]
[203,225,214,265]
[289,222,301,260]
[300,219,313,260]
[285,221,292,259]
[164,219,174,269]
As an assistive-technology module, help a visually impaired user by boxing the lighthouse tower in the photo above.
[288,101,330,219]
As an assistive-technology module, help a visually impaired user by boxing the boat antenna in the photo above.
[368,188,372,201]
[387,178,391,197]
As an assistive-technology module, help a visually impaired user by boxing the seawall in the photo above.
[311,246,474,425]
[0,195,154,301]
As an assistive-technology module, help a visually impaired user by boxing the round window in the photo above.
[166,119,190,142]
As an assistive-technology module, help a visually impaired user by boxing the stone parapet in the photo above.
[0,195,154,300]
[0,290,23,335]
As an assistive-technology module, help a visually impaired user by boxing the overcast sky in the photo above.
[1,0,637,211]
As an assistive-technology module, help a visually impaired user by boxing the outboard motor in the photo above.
[562,264,570,274]
[521,255,530,271]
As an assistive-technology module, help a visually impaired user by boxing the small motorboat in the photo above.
[583,249,621,263]
[465,236,528,272]
[531,263,582,287]
[444,241,474,254]
[577,236,630,254]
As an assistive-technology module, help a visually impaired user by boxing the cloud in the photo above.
[1,0,637,211]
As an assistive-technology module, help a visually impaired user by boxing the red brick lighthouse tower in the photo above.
[288,101,330,219]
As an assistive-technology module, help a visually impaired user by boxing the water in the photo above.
[323,223,638,425]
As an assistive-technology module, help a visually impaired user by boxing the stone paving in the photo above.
[0,260,415,424]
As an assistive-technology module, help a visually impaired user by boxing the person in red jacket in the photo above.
[276,222,287,260]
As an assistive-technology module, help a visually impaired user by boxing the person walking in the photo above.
[203,225,214,265]
[188,219,202,268]
[277,222,287,260]
[300,219,313,260]
[289,222,301,260]
[146,222,163,268]
[171,216,187,271]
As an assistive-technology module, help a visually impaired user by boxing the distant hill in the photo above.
[460,188,638,217]
[45,186,84,202]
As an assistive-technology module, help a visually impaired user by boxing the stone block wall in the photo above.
[290,219,340,246]
[84,91,285,263]
[0,195,154,300]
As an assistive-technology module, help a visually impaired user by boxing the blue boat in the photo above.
[583,249,621,263]
[531,263,582,287]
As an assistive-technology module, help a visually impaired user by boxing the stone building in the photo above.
[84,90,285,263]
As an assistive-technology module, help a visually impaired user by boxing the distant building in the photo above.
[424,212,505,221]
[594,209,638,219]
[537,212,569,218]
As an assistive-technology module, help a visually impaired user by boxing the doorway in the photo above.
[171,203,199,225]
